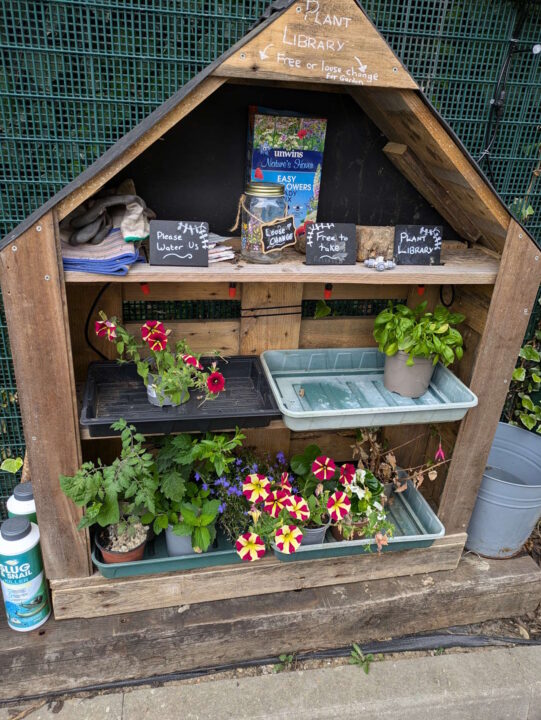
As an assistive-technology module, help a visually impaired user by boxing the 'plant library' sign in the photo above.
[393,225,442,266]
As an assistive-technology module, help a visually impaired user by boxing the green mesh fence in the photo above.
[0,0,540,515]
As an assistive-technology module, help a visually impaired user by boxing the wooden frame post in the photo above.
[0,212,91,579]
[438,220,541,533]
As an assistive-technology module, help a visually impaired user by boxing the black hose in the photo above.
[84,282,112,361]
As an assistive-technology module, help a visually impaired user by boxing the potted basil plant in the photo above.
[373,301,465,397]
[60,420,158,564]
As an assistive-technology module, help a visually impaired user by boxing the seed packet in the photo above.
[247,107,327,229]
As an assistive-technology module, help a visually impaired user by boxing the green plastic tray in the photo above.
[92,532,242,579]
[273,481,445,562]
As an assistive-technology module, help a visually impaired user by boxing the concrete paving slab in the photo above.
[1,646,539,720]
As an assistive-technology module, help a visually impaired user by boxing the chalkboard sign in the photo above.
[259,216,296,254]
[394,225,442,266]
[149,220,209,267]
[305,223,357,265]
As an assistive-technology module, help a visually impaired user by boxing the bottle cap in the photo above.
[13,482,34,502]
[245,182,285,197]
[1,517,31,541]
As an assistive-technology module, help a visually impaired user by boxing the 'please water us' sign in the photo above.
[149,220,209,267]
[393,225,442,265]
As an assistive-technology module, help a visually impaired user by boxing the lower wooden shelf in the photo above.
[50,532,467,619]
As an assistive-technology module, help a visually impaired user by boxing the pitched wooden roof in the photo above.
[2,0,535,252]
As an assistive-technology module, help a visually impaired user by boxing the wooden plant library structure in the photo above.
[1,0,540,683]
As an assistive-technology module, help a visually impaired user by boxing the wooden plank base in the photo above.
[2,554,540,703]
[51,534,466,620]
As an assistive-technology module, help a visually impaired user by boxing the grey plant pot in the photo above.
[165,526,196,557]
[300,524,329,546]
[383,351,435,398]
[146,373,189,407]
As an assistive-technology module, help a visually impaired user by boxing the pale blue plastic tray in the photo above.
[260,348,478,431]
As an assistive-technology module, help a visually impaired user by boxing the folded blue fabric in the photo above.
[62,227,143,275]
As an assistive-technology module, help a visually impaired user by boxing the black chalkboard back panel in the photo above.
[394,225,442,265]
[149,220,209,267]
[305,223,357,265]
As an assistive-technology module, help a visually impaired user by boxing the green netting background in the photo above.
[0,0,540,515]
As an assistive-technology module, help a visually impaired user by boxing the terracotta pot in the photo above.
[383,351,435,398]
[331,518,369,542]
[95,533,147,564]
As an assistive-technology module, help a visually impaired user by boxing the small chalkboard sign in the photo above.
[259,216,296,254]
[305,223,357,265]
[394,225,442,266]
[149,220,209,267]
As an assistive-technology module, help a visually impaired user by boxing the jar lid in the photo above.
[14,482,33,502]
[246,182,285,197]
[1,517,31,541]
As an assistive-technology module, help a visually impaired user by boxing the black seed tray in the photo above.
[80,357,281,437]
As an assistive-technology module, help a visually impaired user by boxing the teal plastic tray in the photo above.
[92,532,242,579]
[260,348,478,431]
[273,481,445,562]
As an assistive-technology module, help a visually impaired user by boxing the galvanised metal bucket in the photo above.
[466,422,541,558]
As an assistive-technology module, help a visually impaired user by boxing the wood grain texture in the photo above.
[125,319,240,355]
[57,77,226,220]
[51,534,466,620]
[67,283,122,383]
[215,0,417,89]
[240,283,303,354]
[0,213,91,579]
[303,282,407,300]
[289,429,357,458]
[4,554,540,701]
[383,143,482,245]
[439,221,541,532]
[123,282,240,302]
[64,246,500,284]
[356,91,510,250]
[300,316,377,347]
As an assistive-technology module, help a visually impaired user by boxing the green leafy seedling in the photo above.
[273,653,295,673]
[349,643,374,674]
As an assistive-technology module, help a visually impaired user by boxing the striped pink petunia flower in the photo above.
[284,495,310,522]
[242,474,271,504]
[311,456,336,481]
[146,330,168,352]
[274,525,303,554]
[95,320,117,341]
[235,532,266,562]
[327,491,351,522]
[339,463,356,485]
[263,489,290,518]
[141,320,165,342]
[279,472,292,490]
[182,354,203,370]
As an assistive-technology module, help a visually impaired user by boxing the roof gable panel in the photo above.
[216,0,418,89]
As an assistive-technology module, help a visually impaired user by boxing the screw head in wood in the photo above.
[524,308,529,314]
[393,67,398,72]
[11,245,17,252]
[36,225,42,232]
[44,275,50,281]
[240,52,246,60]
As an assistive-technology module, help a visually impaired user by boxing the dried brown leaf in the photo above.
[428,470,438,482]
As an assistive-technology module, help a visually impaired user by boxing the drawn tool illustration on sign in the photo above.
[259,215,296,253]
[149,220,209,267]
[393,225,442,266]
[305,222,356,264]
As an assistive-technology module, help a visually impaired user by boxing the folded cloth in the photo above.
[62,228,142,275]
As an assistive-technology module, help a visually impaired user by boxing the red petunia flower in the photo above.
[254,167,264,180]
[95,320,116,342]
[146,330,168,352]
[297,128,308,139]
[263,489,290,518]
[339,463,356,485]
[141,320,165,342]
[207,371,225,394]
[312,456,336,481]
[182,354,203,370]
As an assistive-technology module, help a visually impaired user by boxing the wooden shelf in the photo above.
[64,246,500,285]
[79,419,286,441]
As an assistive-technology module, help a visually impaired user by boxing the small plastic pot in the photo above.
[146,373,190,407]
[95,533,147,564]
[383,351,435,398]
[331,519,369,542]
[165,526,197,557]
[300,525,329,546]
